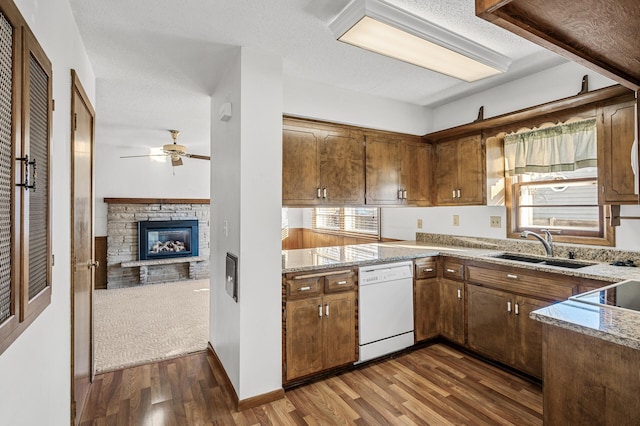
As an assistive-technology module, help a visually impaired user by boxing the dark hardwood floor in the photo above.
[80,343,542,425]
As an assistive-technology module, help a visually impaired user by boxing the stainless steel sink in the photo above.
[488,253,595,269]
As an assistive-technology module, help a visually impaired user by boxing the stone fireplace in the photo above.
[105,198,210,288]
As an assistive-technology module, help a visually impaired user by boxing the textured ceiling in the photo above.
[69,0,565,150]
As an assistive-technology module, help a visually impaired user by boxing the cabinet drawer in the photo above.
[442,259,464,281]
[415,257,437,279]
[325,271,356,293]
[285,276,323,300]
[467,265,573,301]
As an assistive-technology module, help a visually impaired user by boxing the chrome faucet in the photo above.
[521,230,554,257]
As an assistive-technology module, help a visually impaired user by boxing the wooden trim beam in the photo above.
[103,197,210,204]
[206,342,285,412]
[423,85,633,142]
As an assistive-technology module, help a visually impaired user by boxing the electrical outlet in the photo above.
[417,219,423,229]
[490,216,501,228]
[453,215,459,226]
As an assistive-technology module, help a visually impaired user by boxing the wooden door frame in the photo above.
[70,69,96,425]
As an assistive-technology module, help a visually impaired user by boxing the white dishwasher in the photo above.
[358,260,414,363]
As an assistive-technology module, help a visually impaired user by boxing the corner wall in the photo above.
[0,0,96,424]
[211,47,282,400]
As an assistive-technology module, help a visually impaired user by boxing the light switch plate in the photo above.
[417,219,423,229]
[453,215,459,226]
[490,216,501,228]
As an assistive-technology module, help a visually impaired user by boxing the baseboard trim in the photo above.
[207,342,284,411]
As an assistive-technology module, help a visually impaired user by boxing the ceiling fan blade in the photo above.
[183,153,211,161]
[120,154,168,159]
[171,157,183,167]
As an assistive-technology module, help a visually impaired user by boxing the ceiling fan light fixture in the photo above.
[329,0,511,82]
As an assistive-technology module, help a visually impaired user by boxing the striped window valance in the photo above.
[504,118,597,176]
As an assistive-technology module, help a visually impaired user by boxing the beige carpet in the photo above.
[94,279,209,373]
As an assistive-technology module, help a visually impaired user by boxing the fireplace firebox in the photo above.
[138,220,199,260]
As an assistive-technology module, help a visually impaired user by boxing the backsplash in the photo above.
[415,233,640,265]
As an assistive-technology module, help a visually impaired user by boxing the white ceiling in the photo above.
[69,0,565,152]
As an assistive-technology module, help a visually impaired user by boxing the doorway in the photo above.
[70,69,96,425]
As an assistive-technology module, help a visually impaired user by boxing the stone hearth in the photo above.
[105,199,210,288]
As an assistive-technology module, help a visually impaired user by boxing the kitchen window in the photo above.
[512,169,604,237]
[312,207,380,239]
[504,118,613,246]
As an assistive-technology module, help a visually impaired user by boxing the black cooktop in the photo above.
[571,280,640,312]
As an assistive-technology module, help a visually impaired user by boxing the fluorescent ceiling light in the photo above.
[329,0,512,82]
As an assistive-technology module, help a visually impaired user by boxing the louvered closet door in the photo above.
[20,27,51,320]
[0,1,20,342]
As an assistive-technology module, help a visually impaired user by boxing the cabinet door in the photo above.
[282,126,320,205]
[598,101,637,204]
[365,136,401,205]
[434,140,458,205]
[319,129,365,204]
[457,134,484,205]
[285,296,323,381]
[322,292,357,369]
[467,285,512,365]
[400,141,432,206]
[439,279,465,345]
[415,278,439,341]
[514,295,548,378]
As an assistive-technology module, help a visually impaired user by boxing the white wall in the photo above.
[432,61,617,131]
[0,1,95,425]
[94,122,211,236]
[211,47,282,400]
[382,206,507,241]
[284,75,432,135]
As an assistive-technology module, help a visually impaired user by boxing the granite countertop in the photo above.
[282,241,640,283]
[531,300,640,350]
[283,240,640,349]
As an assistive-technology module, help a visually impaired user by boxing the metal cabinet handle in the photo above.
[515,302,519,315]
[318,305,322,318]
[457,288,462,299]
[325,303,329,317]
[446,268,456,273]
[323,187,327,198]
[337,280,347,285]
[507,301,512,313]
[398,189,403,199]
[457,189,461,198]
[507,274,518,279]
[452,189,456,199]
[402,189,407,199]
[298,286,311,291]
[87,260,100,269]
[317,187,322,198]
[424,268,433,272]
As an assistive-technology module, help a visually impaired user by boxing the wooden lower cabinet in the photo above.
[285,296,324,380]
[439,279,465,345]
[543,324,640,425]
[467,284,547,378]
[283,269,357,383]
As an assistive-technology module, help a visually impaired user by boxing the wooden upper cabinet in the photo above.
[457,135,484,204]
[598,100,637,204]
[365,135,432,206]
[319,129,365,204]
[475,0,640,91]
[283,119,365,206]
[365,135,401,205]
[434,134,484,205]
[283,124,320,205]
[399,141,432,206]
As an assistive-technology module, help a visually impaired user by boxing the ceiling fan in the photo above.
[120,130,210,167]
